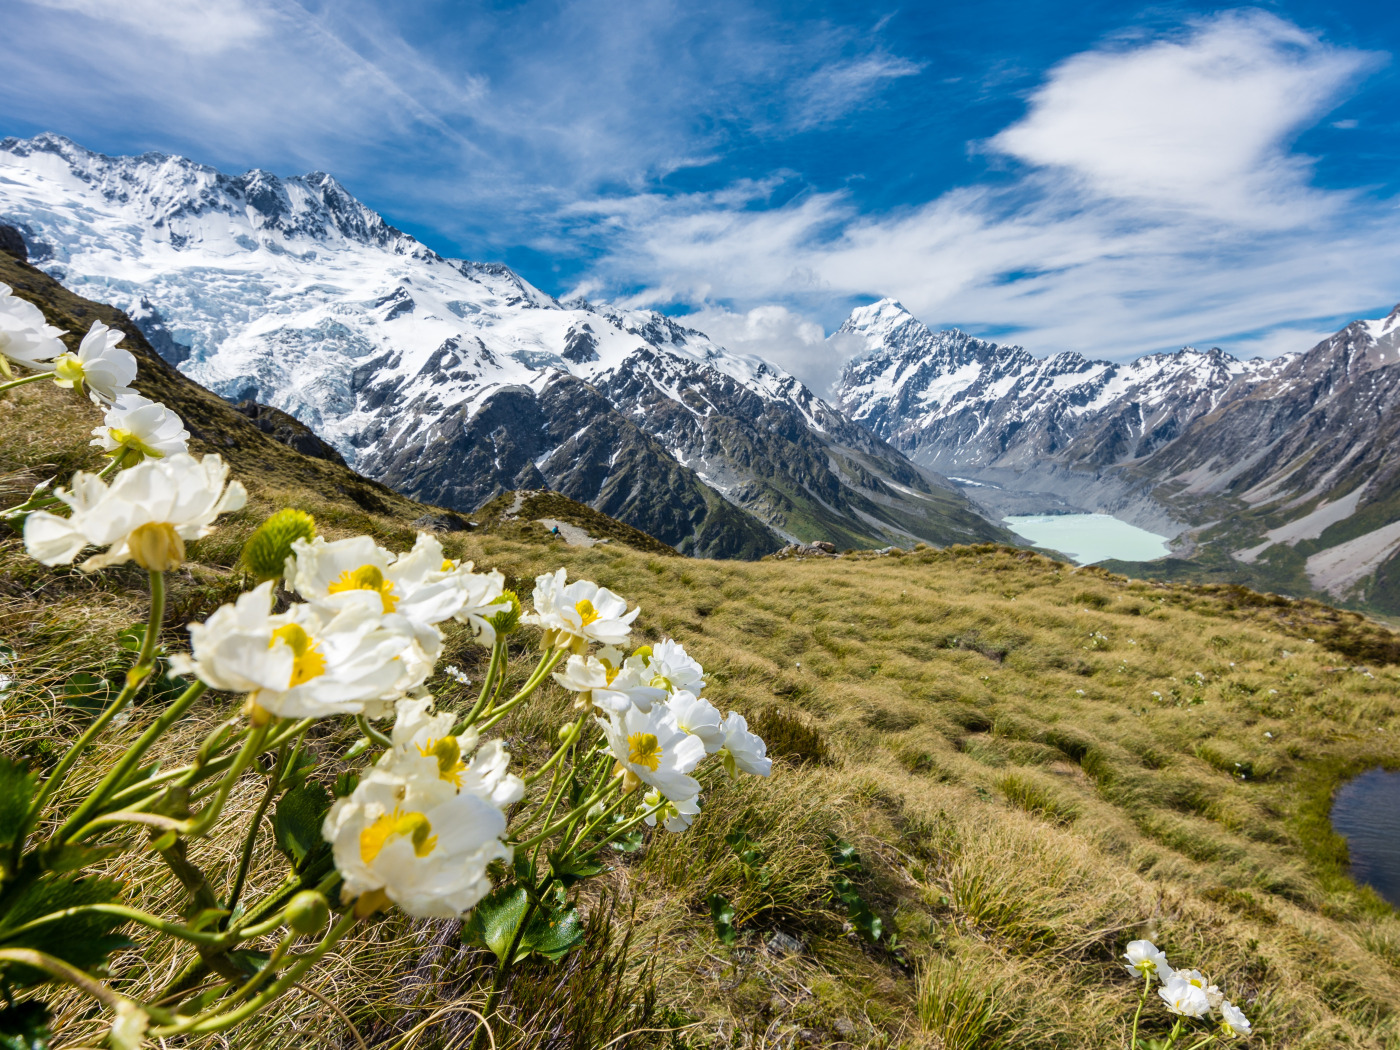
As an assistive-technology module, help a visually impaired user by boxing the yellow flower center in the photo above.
[359,808,437,864]
[106,427,162,460]
[327,564,397,612]
[51,353,85,388]
[440,558,455,571]
[574,598,599,626]
[417,736,466,787]
[649,673,673,691]
[627,732,662,772]
[128,522,185,571]
[270,623,327,686]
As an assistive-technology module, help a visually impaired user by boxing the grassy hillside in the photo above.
[3,269,1400,1048]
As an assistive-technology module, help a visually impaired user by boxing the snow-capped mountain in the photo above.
[834,298,1400,609]
[0,134,1006,556]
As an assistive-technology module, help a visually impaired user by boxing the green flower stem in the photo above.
[476,648,567,733]
[455,635,507,733]
[149,909,358,1037]
[0,903,230,946]
[1181,1034,1220,1050]
[528,760,570,874]
[1130,978,1150,1048]
[470,891,542,1050]
[509,776,622,852]
[355,712,392,749]
[0,370,53,395]
[56,678,208,843]
[523,715,587,787]
[0,947,151,1021]
[568,796,661,863]
[17,571,166,862]
[224,743,288,924]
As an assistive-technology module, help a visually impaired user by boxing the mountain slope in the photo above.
[834,299,1400,611]
[0,133,1009,557]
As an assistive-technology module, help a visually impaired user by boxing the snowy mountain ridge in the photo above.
[0,133,1004,556]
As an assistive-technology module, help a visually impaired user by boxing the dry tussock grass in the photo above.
[3,378,1400,1047]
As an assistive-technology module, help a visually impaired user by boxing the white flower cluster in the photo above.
[1124,939,1252,1039]
[542,572,771,836]
[1,283,140,404]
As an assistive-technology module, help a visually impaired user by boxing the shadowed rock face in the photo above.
[0,224,27,261]
[234,400,348,467]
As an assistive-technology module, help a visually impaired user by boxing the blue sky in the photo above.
[2,0,1399,389]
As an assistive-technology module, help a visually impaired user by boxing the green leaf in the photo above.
[547,852,606,887]
[39,843,124,875]
[0,1001,51,1050]
[608,828,645,853]
[0,758,38,864]
[273,782,330,868]
[332,771,359,798]
[280,749,317,792]
[0,874,131,988]
[827,834,863,874]
[520,902,584,962]
[186,908,230,933]
[708,893,737,947]
[226,950,272,977]
[462,884,530,964]
[61,672,111,717]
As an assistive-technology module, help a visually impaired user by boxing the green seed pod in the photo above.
[240,509,316,582]
[285,890,330,936]
[488,589,522,636]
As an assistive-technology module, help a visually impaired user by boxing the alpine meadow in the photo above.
[2,243,1400,1048]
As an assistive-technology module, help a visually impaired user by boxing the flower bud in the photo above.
[487,589,522,636]
[128,522,185,572]
[558,722,576,744]
[285,890,330,936]
[240,509,316,582]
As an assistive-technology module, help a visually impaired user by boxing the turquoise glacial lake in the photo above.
[1003,513,1171,565]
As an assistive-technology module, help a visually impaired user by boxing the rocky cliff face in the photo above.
[0,134,1009,558]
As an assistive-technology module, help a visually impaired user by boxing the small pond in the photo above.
[1330,767,1400,908]
[1002,513,1171,565]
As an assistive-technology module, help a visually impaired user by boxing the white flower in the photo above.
[1174,968,1209,990]
[598,703,705,801]
[289,533,468,625]
[718,711,771,777]
[1159,976,1211,1018]
[23,453,246,572]
[643,788,700,833]
[553,647,667,714]
[1219,1001,1251,1038]
[322,762,511,919]
[1123,939,1173,982]
[667,690,725,753]
[379,697,524,806]
[445,559,512,644]
[51,320,137,404]
[172,582,421,720]
[0,283,65,375]
[633,639,705,694]
[525,568,638,650]
[90,393,189,463]
[443,665,471,686]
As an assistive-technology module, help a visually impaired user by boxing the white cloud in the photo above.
[790,52,923,130]
[684,303,855,393]
[570,11,1400,370]
[987,11,1381,227]
[30,0,268,53]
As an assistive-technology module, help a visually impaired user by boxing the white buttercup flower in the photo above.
[598,703,705,801]
[1123,939,1173,982]
[0,283,65,375]
[643,788,700,833]
[23,453,246,572]
[525,568,638,650]
[91,393,189,463]
[553,647,667,714]
[1159,976,1211,1018]
[441,557,512,644]
[322,762,511,919]
[379,697,524,806]
[172,582,421,720]
[289,533,468,626]
[51,320,137,404]
[718,711,771,777]
[667,690,725,753]
[633,639,705,694]
[1219,1001,1251,1038]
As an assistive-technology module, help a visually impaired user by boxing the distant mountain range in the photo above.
[5,132,1398,611]
[833,299,1400,612]
[0,134,1005,558]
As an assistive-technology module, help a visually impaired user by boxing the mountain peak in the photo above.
[840,298,919,337]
